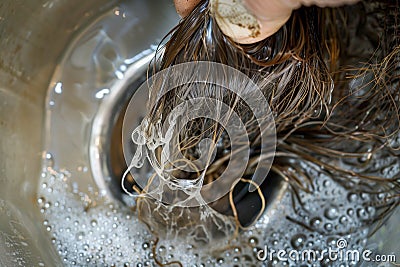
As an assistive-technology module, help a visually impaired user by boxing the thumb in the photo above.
[174,0,202,18]
[213,0,294,44]
[174,0,360,44]
[215,0,360,44]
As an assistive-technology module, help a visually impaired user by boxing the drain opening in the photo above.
[90,55,286,228]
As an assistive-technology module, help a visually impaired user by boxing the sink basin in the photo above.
[0,0,178,265]
[0,0,398,266]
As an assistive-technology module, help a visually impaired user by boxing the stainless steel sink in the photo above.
[0,1,178,265]
[0,0,398,266]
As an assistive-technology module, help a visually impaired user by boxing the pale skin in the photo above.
[174,0,360,44]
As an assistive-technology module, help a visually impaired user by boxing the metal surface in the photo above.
[0,0,398,265]
[0,1,178,265]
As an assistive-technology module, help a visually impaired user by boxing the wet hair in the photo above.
[133,0,400,249]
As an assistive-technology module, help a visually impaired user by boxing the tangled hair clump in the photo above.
[130,0,400,249]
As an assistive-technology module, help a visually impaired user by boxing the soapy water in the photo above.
[37,3,400,267]
[39,152,398,266]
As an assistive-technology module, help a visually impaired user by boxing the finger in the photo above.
[300,0,360,7]
[215,0,360,44]
[212,0,293,44]
[173,0,360,44]
[174,0,201,17]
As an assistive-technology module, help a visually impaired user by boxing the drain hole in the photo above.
[107,75,146,199]
[97,63,285,228]
[107,78,285,227]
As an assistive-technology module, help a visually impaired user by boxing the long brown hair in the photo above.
[139,0,399,240]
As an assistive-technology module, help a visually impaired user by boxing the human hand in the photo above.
[174,0,360,44]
